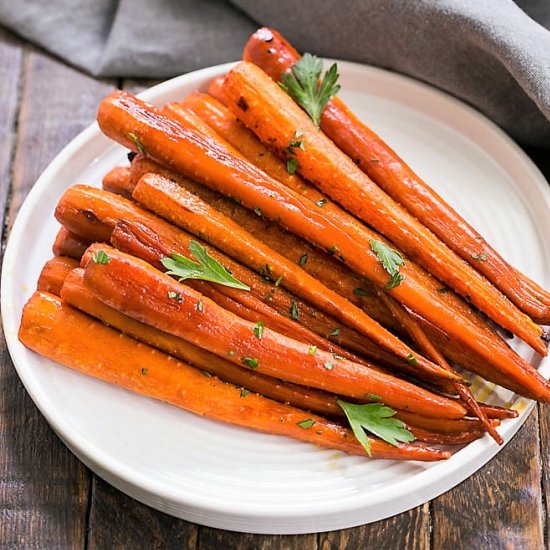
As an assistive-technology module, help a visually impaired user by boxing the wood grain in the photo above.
[432,409,544,549]
[86,477,197,549]
[0,43,113,548]
[319,504,430,550]
[198,528,317,550]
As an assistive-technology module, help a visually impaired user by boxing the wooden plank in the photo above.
[0,47,113,548]
[432,409,543,549]
[0,28,22,245]
[318,504,429,550]
[198,528,317,550]
[86,477,197,549]
[537,402,550,546]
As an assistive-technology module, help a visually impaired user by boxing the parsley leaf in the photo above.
[161,241,250,291]
[280,53,341,126]
[241,357,259,369]
[337,400,415,456]
[128,132,145,155]
[253,320,264,339]
[297,419,316,429]
[369,239,405,290]
[92,250,110,264]
[286,158,298,175]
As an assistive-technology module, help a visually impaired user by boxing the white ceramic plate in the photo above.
[3,61,550,534]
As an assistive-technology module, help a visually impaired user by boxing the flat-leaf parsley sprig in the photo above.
[369,239,405,290]
[161,241,250,291]
[280,53,340,127]
[337,400,415,456]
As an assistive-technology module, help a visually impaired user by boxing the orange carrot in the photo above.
[20,291,448,460]
[55,185,410,369]
[222,61,546,355]
[132,171,459,384]
[102,165,132,199]
[110,218,417,375]
[60,268,348,418]
[207,76,227,105]
[95,91,550,402]
[37,256,79,295]
[52,226,90,259]
[243,27,550,323]
[82,244,468,419]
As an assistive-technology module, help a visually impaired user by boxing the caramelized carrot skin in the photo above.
[56,185,393,365]
[37,256,79,295]
[102,165,132,199]
[21,292,447,460]
[95,91,550,402]
[82,244,467,419]
[132,172,458,385]
[222,61,545,356]
[53,227,90,259]
[61,268,345,418]
[243,27,550,323]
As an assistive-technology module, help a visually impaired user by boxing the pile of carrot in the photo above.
[19,27,550,461]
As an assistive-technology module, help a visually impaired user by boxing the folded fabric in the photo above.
[0,0,549,146]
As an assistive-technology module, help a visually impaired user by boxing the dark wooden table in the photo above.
[1,26,550,549]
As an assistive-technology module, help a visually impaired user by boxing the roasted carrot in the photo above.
[376,289,502,444]
[222,61,547,354]
[243,27,550,323]
[60,268,348,418]
[55,185,412,369]
[95,91,550,401]
[58,266,482,438]
[37,256,79,295]
[52,226,90,259]
[82,244,468,419]
[110,219,417,376]
[20,292,448,460]
[207,76,227,105]
[132,172,460,384]
[126,128,530,398]
[102,165,132,199]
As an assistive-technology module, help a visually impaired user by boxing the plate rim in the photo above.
[2,59,549,533]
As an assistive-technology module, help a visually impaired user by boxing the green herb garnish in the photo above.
[253,320,264,340]
[286,158,298,175]
[406,353,418,366]
[196,299,204,312]
[353,287,370,296]
[308,345,317,355]
[227,350,236,357]
[329,327,340,337]
[161,241,250,291]
[280,53,341,126]
[167,291,183,303]
[290,301,300,320]
[316,198,327,207]
[369,239,405,290]
[241,357,259,369]
[471,252,488,261]
[141,368,148,376]
[92,250,110,264]
[324,360,334,370]
[275,275,284,287]
[240,388,250,398]
[337,400,415,456]
[297,418,316,429]
[128,132,145,155]
[299,254,308,266]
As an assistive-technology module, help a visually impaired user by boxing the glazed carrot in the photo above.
[126,139,530,397]
[376,289,502,444]
[20,292,448,460]
[222,61,547,354]
[110,219,417,376]
[207,76,227,104]
[37,256,79,295]
[82,244,468,419]
[102,165,132,199]
[406,426,486,446]
[395,411,500,435]
[132,172,460,384]
[52,226,90,259]
[60,268,348,418]
[95,91,550,401]
[243,27,550,323]
[55,185,410,368]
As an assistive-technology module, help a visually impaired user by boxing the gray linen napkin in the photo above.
[1,0,549,146]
